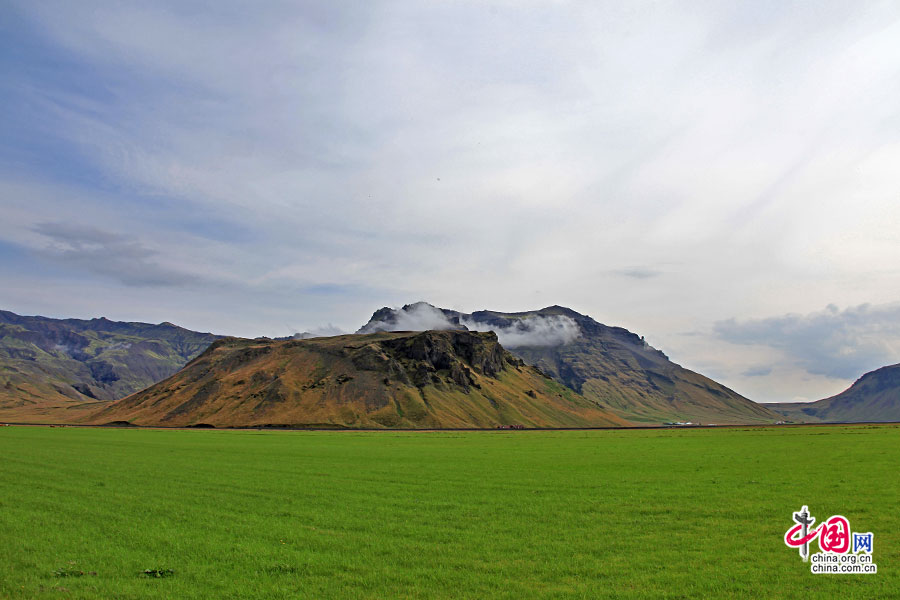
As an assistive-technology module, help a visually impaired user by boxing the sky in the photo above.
[2,1,900,403]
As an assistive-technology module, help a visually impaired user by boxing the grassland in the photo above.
[0,425,897,599]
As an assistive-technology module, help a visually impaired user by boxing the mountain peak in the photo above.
[357,303,464,335]
[538,305,584,317]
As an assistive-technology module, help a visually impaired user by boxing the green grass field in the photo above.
[1,425,896,599]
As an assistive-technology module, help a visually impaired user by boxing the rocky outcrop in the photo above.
[383,330,507,377]
[345,331,509,391]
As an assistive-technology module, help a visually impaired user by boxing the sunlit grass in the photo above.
[0,425,896,598]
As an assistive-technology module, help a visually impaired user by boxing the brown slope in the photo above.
[503,313,780,425]
[770,363,900,423]
[89,331,629,428]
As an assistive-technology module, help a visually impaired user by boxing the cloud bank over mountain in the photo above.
[357,303,581,348]
[462,315,581,348]
[357,303,460,335]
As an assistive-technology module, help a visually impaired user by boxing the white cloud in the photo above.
[358,302,462,334]
[462,315,581,348]
[357,302,581,348]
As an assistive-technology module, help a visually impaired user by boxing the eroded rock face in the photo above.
[339,331,511,391]
[382,330,506,378]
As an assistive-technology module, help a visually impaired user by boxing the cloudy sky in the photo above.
[2,1,900,402]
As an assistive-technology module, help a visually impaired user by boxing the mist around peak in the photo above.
[357,302,582,348]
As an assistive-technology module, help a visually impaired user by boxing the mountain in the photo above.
[769,363,900,423]
[91,330,629,428]
[359,303,781,425]
[0,310,219,422]
[2,303,782,427]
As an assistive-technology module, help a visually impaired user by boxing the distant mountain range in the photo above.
[9,303,868,427]
[0,310,218,422]
[93,330,629,428]
[770,363,900,423]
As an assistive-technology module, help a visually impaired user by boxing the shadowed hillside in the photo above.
[0,310,219,422]
[91,330,629,428]
[770,363,900,423]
